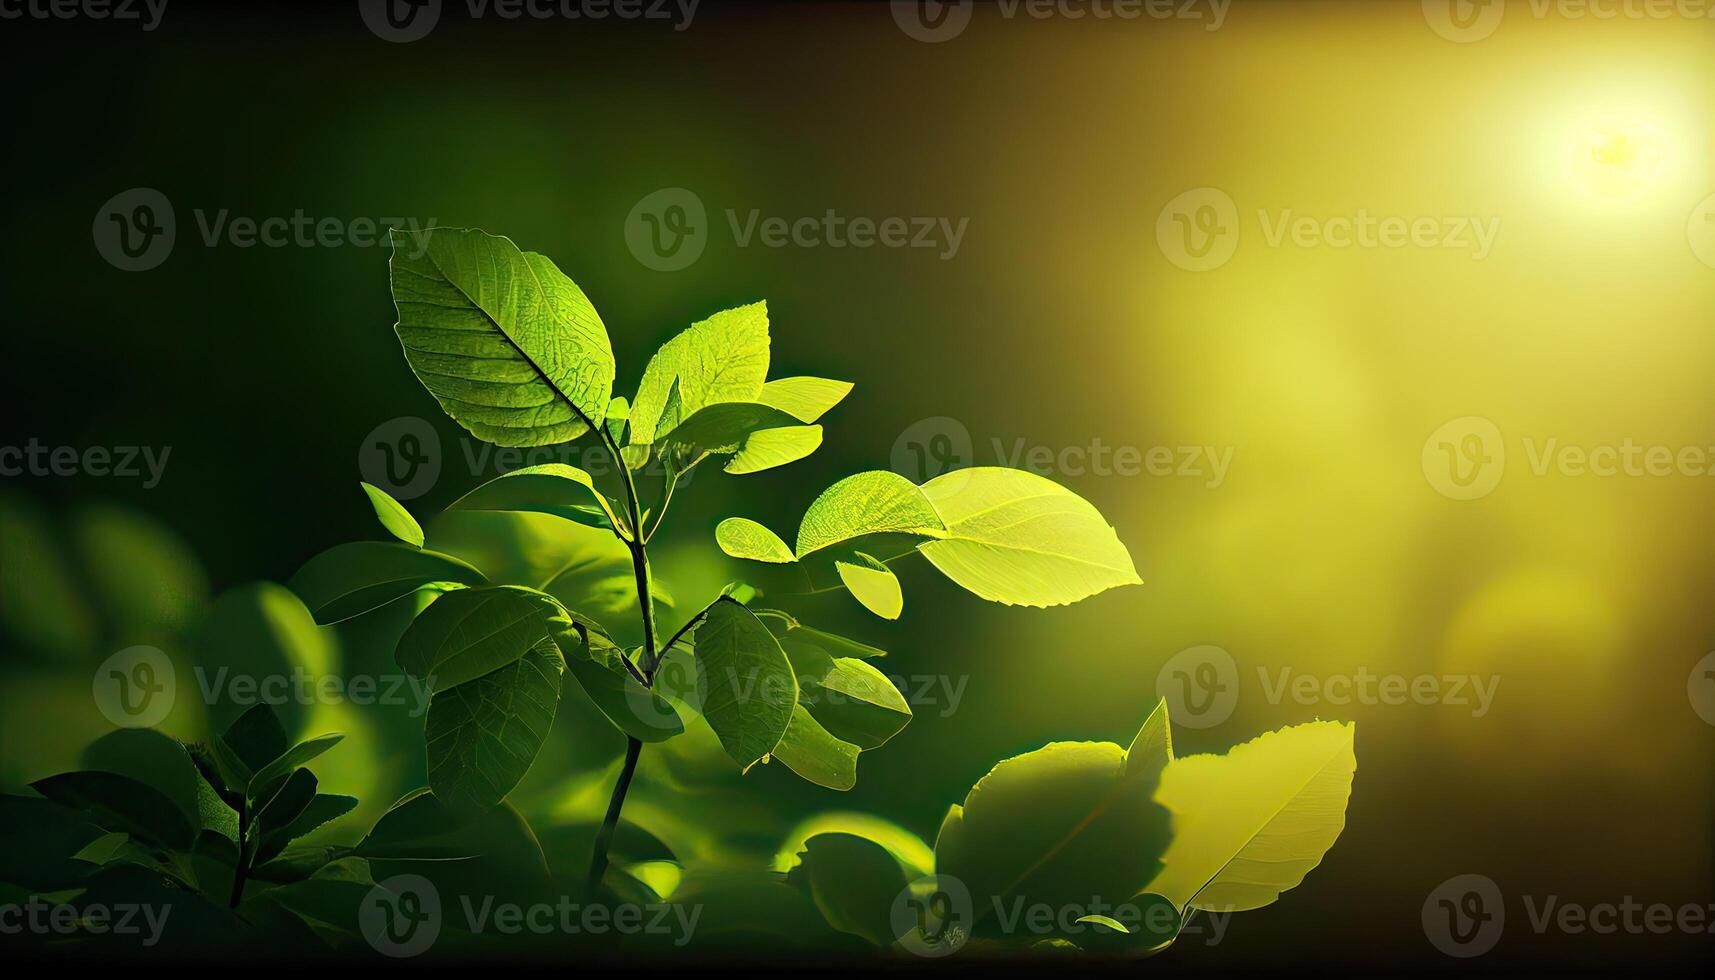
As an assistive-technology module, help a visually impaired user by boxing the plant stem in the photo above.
[586,425,660,894]
[584,735,642,894]
[229,801,250,909]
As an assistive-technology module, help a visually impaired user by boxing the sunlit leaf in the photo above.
[724,425,823,474]
[770,705,859,791]
[799,657,911,750]
[795,471,945,558]
[627,300,771,448]
[360,482,425,547]
[917,468,1140,608]
[774,811,934,877]
[564,626,684,743]
[757,376,853,423]
[835,552,903,620]
[390,227,615,445]
[444,463,616,532]
[1147,720,1356,913]
[716,517,795,564]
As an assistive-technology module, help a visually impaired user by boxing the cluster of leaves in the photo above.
[3,705,363,954]
[783,701,1358,957]
[285,226,1142,815]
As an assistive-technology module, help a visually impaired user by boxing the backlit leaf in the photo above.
[835,552,903,620]
[795,471,945,558]
[628,301,771,448]
[1146,720,1356,913]
[360,482,425,547]
[390,227,615,446]
[444,463,617,531]
[757,376,853,423]
[917,468,1140,608]
[289,541,486,624]
[716,518,795,564]
[770,704,859,791]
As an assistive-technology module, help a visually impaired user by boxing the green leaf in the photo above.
[1146,720,1356,913]
[627,300,771,448]
[693,598,797,771]
[390,227,615,446]
[564,626,684,743]
[757,376,853,422]
[716,517,795,564]
[445,463,617,531]
[916,467,1141,608]
[258,794,359,865]
[770,704,860,790]
[657,402,797,459]
[427,638,564,812]
[288,541,487,624]
[396,586,571,811]
[761,612,888,661]
[799,657,911,750]
[221,703,290,773]
[795,471,945,558]
[726,425,824,475]
[71,831,133,866]
[360,482,425,547]
[934,737,1172,939]
[835,552,903,620]
[81,729,206,837]
[397,585,572,693]
[773,812,934,878]
[255,768,318,836]
[787,832,908,946]
[248,734,344,799]
[605,395,630,445]
[30,772,196,850]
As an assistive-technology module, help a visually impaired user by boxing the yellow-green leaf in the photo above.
[795,471,944,559]
[1146,720,1356,912]
[757,376,853,422]
[717,518,796,564]
[917,468,1140,608]
[835,553,903,620]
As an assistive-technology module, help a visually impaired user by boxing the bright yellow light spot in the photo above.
[1574,121,1666,198]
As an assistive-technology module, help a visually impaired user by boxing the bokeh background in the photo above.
[2,0,1712,969]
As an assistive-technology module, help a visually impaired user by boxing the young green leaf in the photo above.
[916,467,1140,608]
[725,425,824,474]
[934,739,1172,939]
[247,734,344,800]
[444,463,618,532]
[798,657,911,750]
[390,227,615,446]
[757,376,853,423]
[627,300,771,448]
[360,482,425,547]
[693,598,797,772]
[795,471,945,558]
[604,395,630,445]
[426,637,564,812]
[770,704,860,791]
[395,586,573,810]
[564,627,685,743]
[288,541,486,624]
[716,517,796,564]
[1146,720,1356,913]
[787,832,907,946]
[835,552,903,620]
